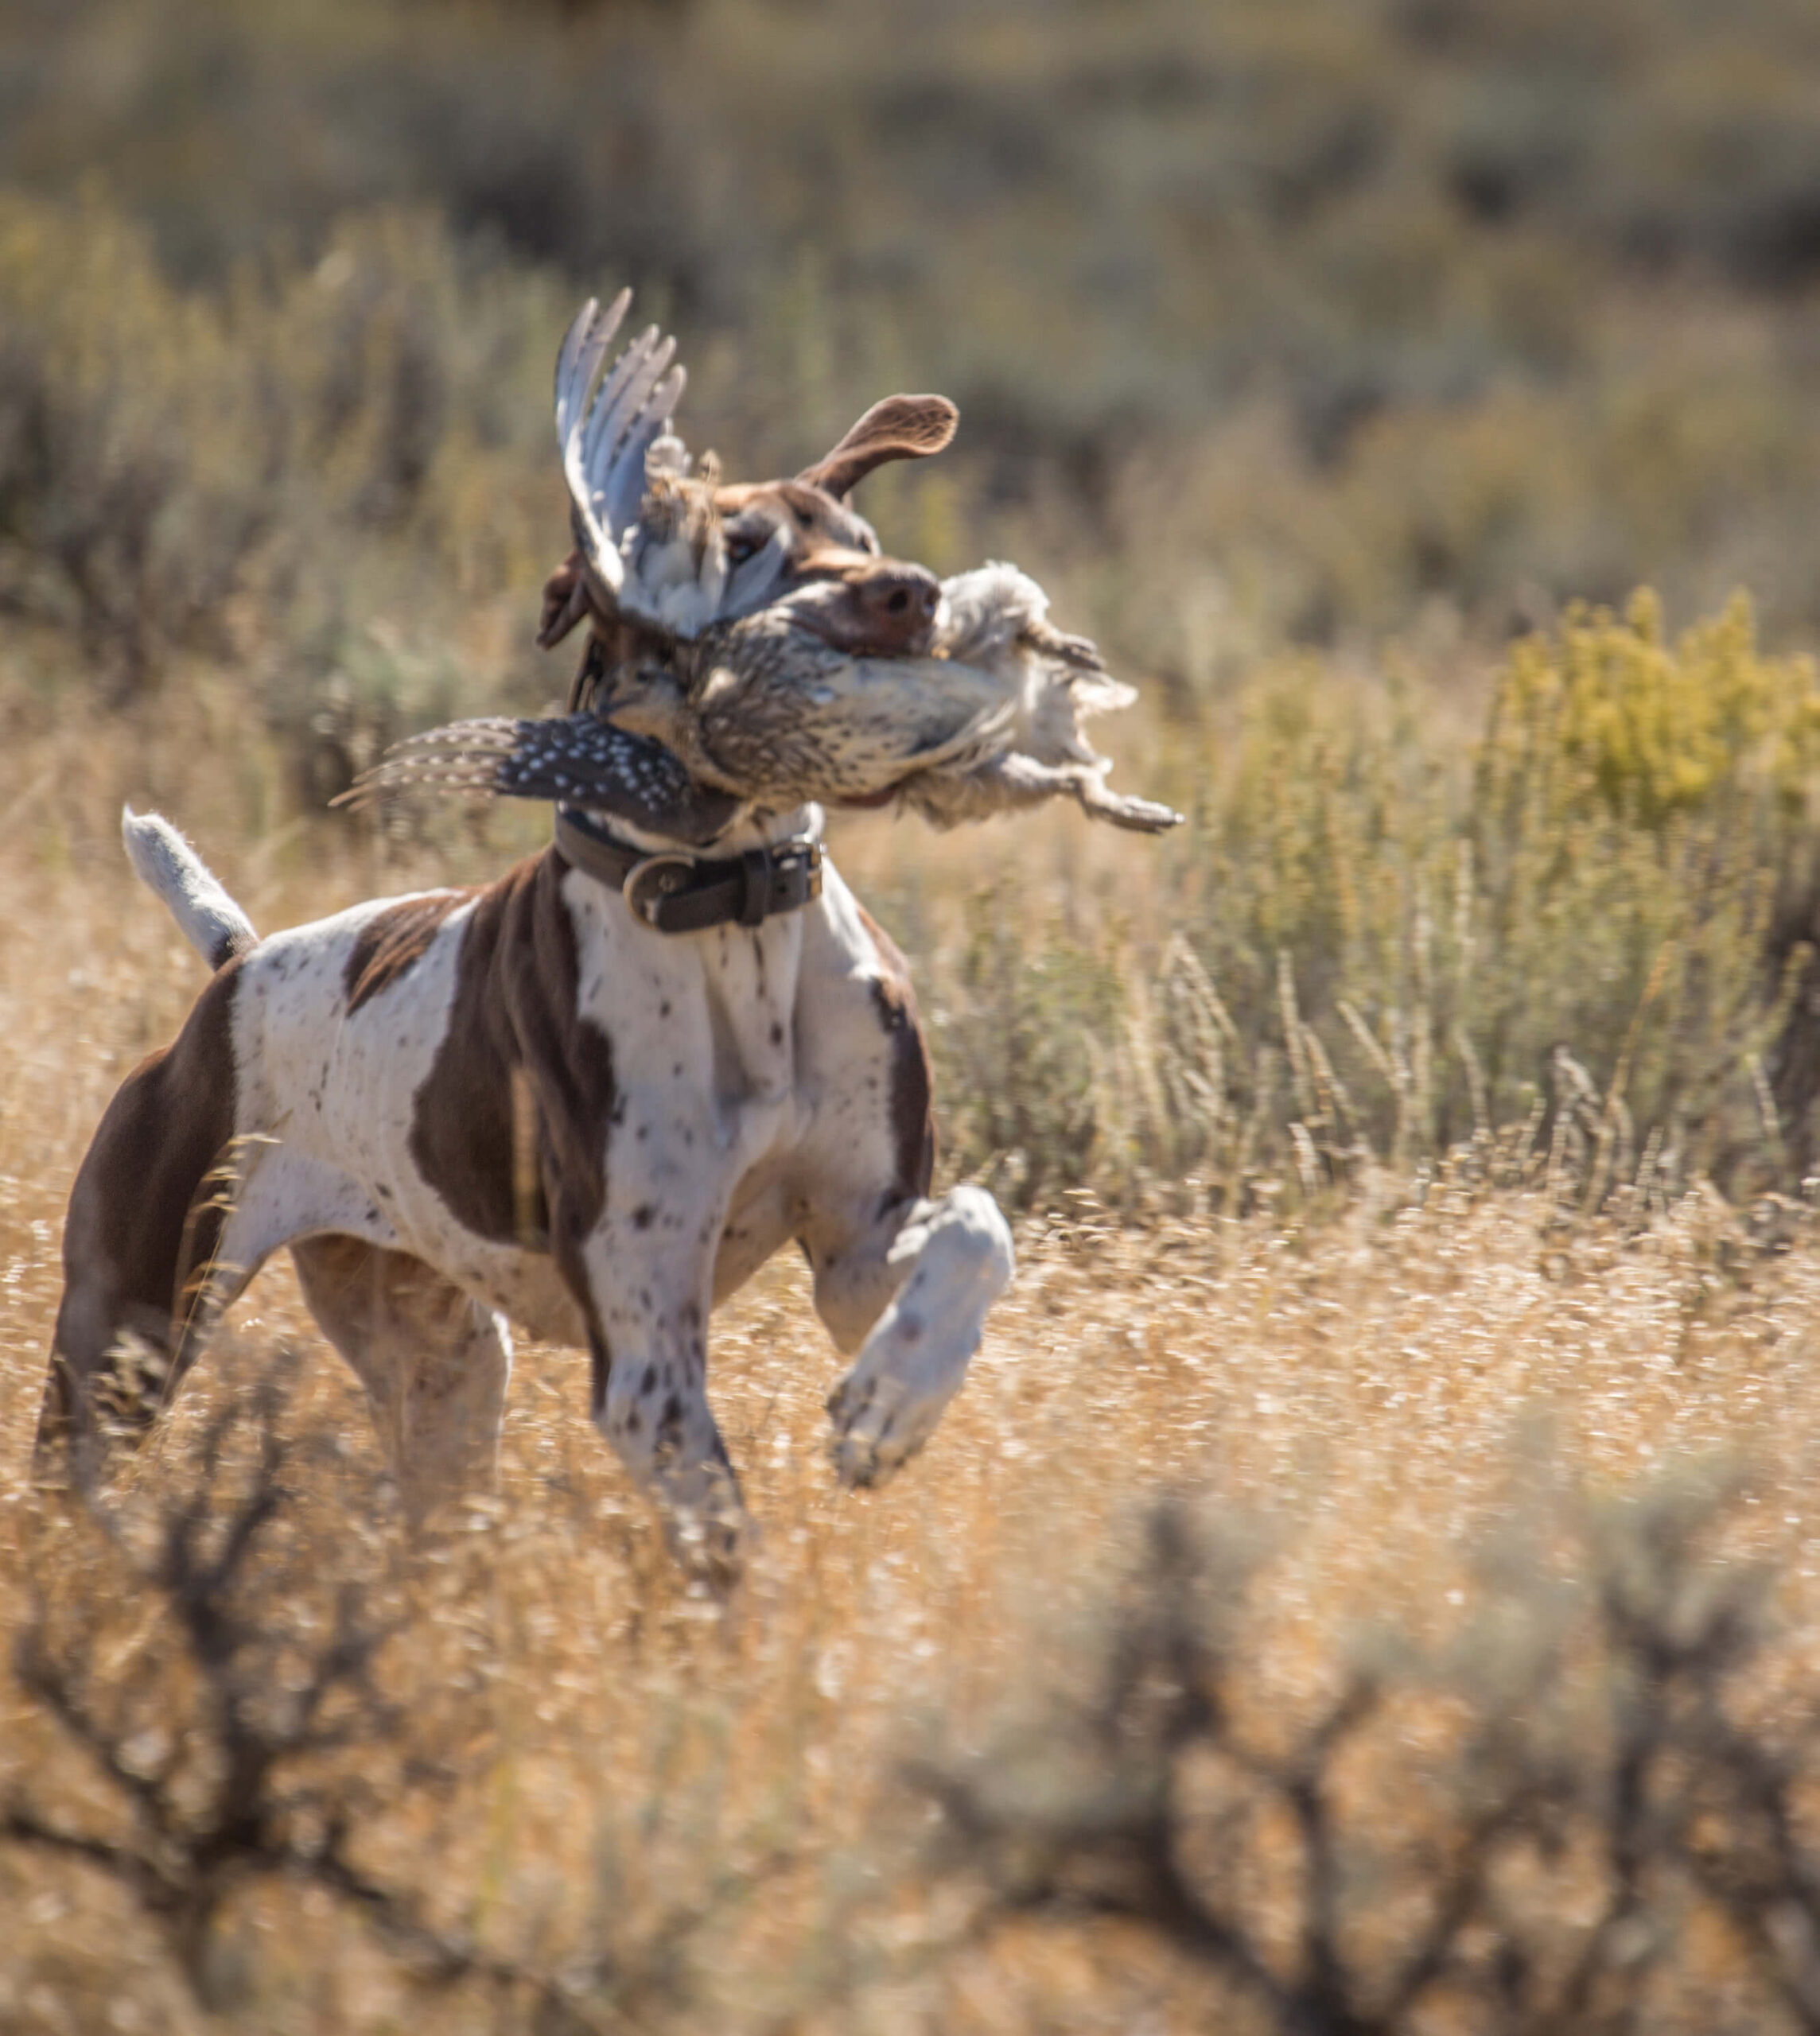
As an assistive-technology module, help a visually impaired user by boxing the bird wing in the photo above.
[554,293,728,637]
[334,714,744,845]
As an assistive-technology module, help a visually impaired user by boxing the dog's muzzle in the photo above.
[555,807,822,934]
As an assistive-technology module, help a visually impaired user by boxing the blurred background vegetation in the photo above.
[7,0,1820,1207]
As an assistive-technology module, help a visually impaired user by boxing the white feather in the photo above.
[554,295,694,612]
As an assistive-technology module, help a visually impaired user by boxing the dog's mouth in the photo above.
[798,612,940,661]
[784,567,943,660]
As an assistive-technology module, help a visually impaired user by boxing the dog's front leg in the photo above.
[822,1185,1016,1490]
[574,1215,745,1590]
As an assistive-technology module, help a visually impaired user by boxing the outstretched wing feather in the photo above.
[580,324,659,476]
[554,293,694,616]
[555,295,632,589]
[602,361,686,541]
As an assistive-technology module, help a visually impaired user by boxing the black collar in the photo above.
[554,806,823,935]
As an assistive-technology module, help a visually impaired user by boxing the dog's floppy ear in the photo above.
[799,394,959,501]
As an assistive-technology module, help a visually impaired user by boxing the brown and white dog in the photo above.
[34,356,1017,1587]
[37,802,1013,1583]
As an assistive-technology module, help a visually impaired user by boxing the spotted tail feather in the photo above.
[335,714,743,846]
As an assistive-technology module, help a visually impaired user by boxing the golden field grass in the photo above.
[7,686,1820,2030]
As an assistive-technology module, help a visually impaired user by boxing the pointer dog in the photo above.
[36,802,1013,1583]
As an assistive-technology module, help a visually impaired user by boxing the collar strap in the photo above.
[554,806,823,934]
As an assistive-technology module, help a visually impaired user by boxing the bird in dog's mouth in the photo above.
[344,290,1181,842]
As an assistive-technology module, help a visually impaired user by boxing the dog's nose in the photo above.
[852,563,942,652]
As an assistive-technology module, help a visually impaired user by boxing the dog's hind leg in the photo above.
[36,967,244,1482]
[291,1236,511,1527]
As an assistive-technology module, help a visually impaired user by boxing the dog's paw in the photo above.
[663,1499,751,1599]
[825,1370,932,1490]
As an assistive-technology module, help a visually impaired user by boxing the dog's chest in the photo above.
[562,869,803,1142]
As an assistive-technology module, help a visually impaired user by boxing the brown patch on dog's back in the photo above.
[344,892,472,1014]
[409,849,616,1336]
[856,904,935,1203]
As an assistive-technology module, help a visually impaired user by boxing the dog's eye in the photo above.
[725,534,759,568]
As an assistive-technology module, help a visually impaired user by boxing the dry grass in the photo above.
[7,694,1820,2030]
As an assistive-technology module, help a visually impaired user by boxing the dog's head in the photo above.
[538,293,956,666]
[355,301,1179,844]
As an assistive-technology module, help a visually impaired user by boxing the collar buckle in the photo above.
[623,852,700,927]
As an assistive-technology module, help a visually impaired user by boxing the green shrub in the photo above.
[922,594,1820,1214]
[0,191,566,736]
[12,0,1820,653]
[0,188,274,689]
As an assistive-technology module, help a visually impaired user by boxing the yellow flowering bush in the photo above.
[1483,589,1820,828]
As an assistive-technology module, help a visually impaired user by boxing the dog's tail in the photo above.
[122,808,259,971]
